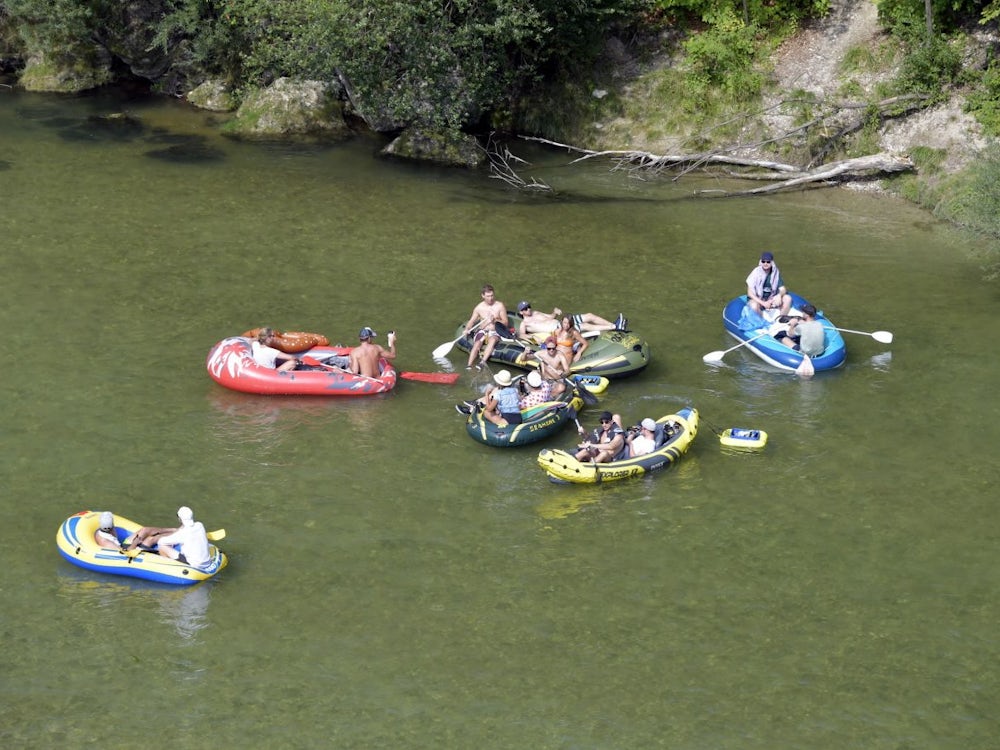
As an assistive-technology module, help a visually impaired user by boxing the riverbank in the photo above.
[572,0,998,249]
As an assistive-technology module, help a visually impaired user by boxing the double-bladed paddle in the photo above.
[298,355,458,384]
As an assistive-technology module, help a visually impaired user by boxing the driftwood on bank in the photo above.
[516,136,914,196]
[490,92,926,196]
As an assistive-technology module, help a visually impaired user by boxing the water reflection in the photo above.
[206,389,394,453]
[56,569,213,642]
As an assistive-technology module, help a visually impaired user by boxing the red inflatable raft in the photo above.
[207,337,396,396]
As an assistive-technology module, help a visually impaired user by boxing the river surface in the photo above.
[2,87,999,749]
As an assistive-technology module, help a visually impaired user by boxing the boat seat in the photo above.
[654,422,677,449]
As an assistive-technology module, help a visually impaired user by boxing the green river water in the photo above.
[2,87,999,749]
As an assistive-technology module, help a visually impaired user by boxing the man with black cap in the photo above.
[349,326,397,378]
[575,410,626,463]
[746,251,791,315]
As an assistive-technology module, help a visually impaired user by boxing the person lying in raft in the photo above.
[126,506,211,569]
[516,302,628,338]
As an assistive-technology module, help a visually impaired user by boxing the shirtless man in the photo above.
[519,335,568,396]
[516,301,626,339]
[462,284,509,369]
[349,327,397,378]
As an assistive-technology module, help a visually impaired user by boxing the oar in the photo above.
[703,332,770,363]
[834,327,894,344]
[299,355,344,371]
[567,378,599,406]
[432,320,484,359]
[795,353,815,378]
[123,527,226,556]
[400,371,461,384]
[301,356,458,384]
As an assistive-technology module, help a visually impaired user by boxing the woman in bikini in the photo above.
[555,316,589,364]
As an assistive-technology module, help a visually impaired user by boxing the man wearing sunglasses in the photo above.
[575,411,626,463]
[746,251,791,315]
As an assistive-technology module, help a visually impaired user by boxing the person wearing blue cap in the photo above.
[746,251,791,315]
[349,326,397,378]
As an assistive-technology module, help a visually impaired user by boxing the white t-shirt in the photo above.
[251,340,285,369]
[158,522,211,569]
[630,433,656,457]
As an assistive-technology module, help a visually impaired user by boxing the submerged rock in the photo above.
[382,127,483,168]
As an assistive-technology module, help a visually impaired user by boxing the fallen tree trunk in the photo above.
[515,136,914,196]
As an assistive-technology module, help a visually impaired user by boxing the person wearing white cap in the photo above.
[626,418,659,458]
[518,369,553,410]
[152,506,211,570]
[126,507,211,569]
[94,511,121,549]
[349,326,396,378]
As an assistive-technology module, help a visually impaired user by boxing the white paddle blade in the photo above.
[872,330,894,344]
[703,351,726,363]
[431,338,460,359]
[795,354,815,379]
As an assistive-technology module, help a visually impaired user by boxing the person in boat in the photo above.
[575,410,626,463]
[556,316,589,363]
[461,284,510,370]
[776,303,825,356]
[349,327,396,378]
[746,251,791,315]
[252,328,299,372]
[625,418,658,458]
[519,370,552,410]
[94,511,120,549]
[516,301,627,338]
[128,506,211,569]
[490,369,523,425]
[518,336,569,396]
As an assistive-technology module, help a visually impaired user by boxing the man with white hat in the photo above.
[154,506,211,570]
[126,506,211,569]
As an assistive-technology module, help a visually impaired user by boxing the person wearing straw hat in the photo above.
[94,511,121,550]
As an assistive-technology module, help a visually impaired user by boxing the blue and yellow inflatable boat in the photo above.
[56,510,227,585]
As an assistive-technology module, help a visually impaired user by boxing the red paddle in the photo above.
[299,356,460,384]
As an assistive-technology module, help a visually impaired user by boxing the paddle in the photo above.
[300,356,459,384]
[795,353,815,378]
[401,372,461,384]
[703,332,770,363]
[122,527,227,556]
[568,378,599,406]
[432,320,484,359]
[834,327,894,344]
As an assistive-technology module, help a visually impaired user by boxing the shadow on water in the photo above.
[144,135,225,164]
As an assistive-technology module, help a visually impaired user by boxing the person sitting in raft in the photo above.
[251,328,299,372]
[625,418,658,458]
[746,251,792,315]
[94,511,120,549]
[516,302,627,339]
[517,336,569,396]
[776,303,825,356]
[349,327,396,378]
[575,411,626,463]
[491,370,523,425]
[518,370,552,410]
[128,506,211,569]
[556,316,589,363]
